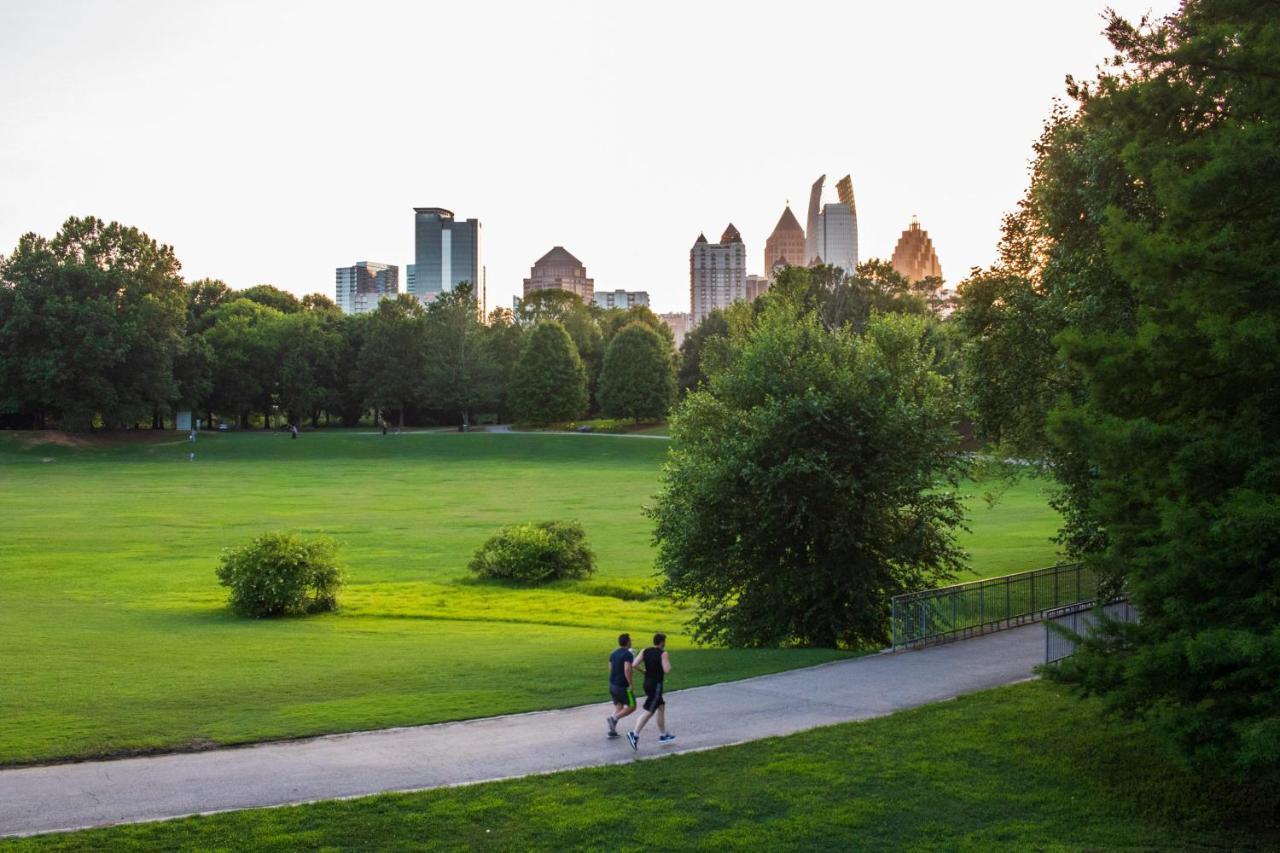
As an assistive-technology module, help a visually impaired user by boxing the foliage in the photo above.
[357,295,427,428]
[0,216,187,429]
[597,322,675,422]
[957,1,1280,776]
[676,308,730,395]
[238,284,301,314]
[215,532,344,618]
[482,307,524,422]
[200,298,285,428]
[599,304,676,353]
[651,298,966,648]
[422,283,499,427]
[468,520,597,585]
[510,320,588,425]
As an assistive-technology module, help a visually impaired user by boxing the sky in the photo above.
[0,0,1180,314]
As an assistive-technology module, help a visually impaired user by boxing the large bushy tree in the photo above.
[677,309,730,395]
[597,322,674,422]
[650,298,966,648]
[510,320,588,425]
[358,295,427,429]
[201,298,284,428]
[957,1,1280,776]
[0,217,187,429]
[423,283,499,427]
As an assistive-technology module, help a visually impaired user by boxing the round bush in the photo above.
[468,520,596,585]
[216,532,344,617]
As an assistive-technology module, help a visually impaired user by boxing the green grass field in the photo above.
[0,430,1060,765]
[8,681,1274,851]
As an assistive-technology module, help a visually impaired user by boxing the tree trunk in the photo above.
[398,407,405,429]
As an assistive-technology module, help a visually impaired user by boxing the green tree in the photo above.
[510,320,588,425]
[677,309,730,395]
[958,1,1280,775]
[599,305,676,352]
[186,278,235,333]
[201,298,284,428]
[483,307,525,422]
[239,284,301,314]
[516,289,604,409]
[598,322,674,422]
[0,216,186,429]
[650,299,966,648]
[358,295,427,428]
[423,283,499,428]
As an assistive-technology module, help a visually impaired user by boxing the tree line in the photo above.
[0,225,679,431]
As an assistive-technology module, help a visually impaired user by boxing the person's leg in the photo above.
[633,708,654,734]
[656,705,666,735]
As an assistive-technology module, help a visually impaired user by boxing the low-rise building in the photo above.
[593,289,650,310]
[336,261,399,314]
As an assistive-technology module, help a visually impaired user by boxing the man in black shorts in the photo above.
[627,632,675,750]
[606,633,636,738]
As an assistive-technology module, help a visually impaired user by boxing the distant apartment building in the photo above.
[659,312,692,350]
[593,289,650,310]
[764,204,805,278]
[745,274,769,302]
[891,216,943,283]
[335,261,399,314]
[690,223,747,326]
[805,173,859,274]
[410,207,485,311]
[523,246,594,301]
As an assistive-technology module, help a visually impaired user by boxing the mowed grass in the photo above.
[0,430,1059,765]
[10,681,1275,852]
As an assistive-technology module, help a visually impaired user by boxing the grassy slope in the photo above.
[9,681,1275,851]
[0,431,1058,765]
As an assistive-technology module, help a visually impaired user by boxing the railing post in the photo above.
[1031,570,1037,615]
[891,598,897,650]
[1005,575,1011,625]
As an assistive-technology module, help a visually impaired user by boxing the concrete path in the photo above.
[0,624,1043,838]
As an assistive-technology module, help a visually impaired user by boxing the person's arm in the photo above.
[632,648,648,675]
[661,650,672,675]
[623,658,634,687]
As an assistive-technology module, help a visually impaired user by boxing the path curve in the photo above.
[0,624,1043,838]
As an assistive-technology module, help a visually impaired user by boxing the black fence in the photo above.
[1044,599,1138,663]
[890,563,1098,649]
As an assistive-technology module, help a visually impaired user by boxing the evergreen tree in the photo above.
[510,320,588,425]
[598,322,674,422]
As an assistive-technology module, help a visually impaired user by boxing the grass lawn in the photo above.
[9,680,1275,851]
[0,430,1059,765]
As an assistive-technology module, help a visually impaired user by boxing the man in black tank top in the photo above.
[626,633,676,750]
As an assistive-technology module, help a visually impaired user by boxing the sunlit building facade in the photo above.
[805,173,859,274]
[764,204,806,278]
[335,261,399,314]
[523,246,594,301]
[593,289,650,310]
[891,216,943,283]
[690,223,747,326]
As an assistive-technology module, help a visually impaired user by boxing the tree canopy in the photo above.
[510,320,589,425]
[598,321,675,422]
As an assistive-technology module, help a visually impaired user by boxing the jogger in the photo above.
[627,633,675,750]
[605,633,636,738]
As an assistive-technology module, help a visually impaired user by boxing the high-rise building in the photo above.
[764,204,805,277]
[690,223,747,326]
[411,207,485,311]
[745,274,769,302]
[804,173,859,273]
[891,216,943,283]
[659,312,692,350]
[523,246,594,301]
[593,289,650,310]
[335,261,399,314]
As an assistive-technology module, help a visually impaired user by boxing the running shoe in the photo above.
[659,733,677,744]
[607,715,617,736]
[627,731,638,752]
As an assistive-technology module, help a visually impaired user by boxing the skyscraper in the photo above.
[764,204,805,278]
[804,173,859,273]
[690,224,747,326]
[890,216,943,283]
[335,261,399,314]
[411,207,484,310]
[522,246,594,301]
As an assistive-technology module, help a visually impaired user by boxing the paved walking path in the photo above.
[0,624,1043,838]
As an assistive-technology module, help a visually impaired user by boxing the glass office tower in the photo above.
[411,207,483,304]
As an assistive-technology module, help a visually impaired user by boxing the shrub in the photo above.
[216,532,344,617]
[468,521,596,585]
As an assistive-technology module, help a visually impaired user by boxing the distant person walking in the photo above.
[627,633,674,750]
[606,633,636,738]
[291,424,298,439]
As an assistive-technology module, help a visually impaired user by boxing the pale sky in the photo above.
[0,0,1179,314]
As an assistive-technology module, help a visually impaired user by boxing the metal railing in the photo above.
[1044,598,1137,663]
[890,562,1097,649]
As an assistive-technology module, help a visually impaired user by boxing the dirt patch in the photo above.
[15,431,91,449]
[12,430,179,450]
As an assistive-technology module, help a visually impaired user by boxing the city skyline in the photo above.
[0,1,1180,313]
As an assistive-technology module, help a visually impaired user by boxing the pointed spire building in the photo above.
[890,217,943,283]
[765,204,806,277]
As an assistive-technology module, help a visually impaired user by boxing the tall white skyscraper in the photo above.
[804,173,859,274]
[690,224,747,326]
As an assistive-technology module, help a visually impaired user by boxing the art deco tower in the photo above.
[764,204,805,277]
[689,224,747,326]
[890,216,943,283]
